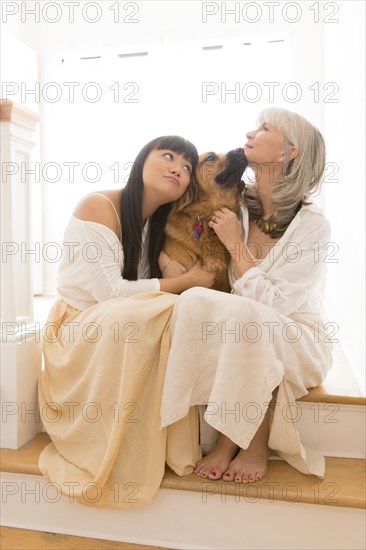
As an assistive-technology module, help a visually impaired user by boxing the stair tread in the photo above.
[299,345,365,405]
[1,433,365,509]
[0,526,170,550]
[162,460,366,509]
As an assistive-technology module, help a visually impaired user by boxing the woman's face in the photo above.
[142,148,192,203]
[244,122,286,165]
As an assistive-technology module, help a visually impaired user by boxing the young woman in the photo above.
[38,135,215,509]
[160,108,334,484]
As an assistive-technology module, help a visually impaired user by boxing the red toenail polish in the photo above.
[212,472,217,477]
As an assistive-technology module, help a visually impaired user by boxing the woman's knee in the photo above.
[177,287,219,312]
[181,286,211,300]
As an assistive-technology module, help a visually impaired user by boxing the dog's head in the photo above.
[195,148,248,193]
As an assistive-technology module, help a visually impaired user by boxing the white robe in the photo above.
[160,203,334,477]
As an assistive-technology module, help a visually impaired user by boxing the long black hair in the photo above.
[120,135,199,280]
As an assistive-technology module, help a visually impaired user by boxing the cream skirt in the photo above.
[38,292,201,509]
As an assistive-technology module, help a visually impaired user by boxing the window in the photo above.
[39,35,297,291]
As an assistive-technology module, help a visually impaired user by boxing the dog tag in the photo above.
[193,216,204,239]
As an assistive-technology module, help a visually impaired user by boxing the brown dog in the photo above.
[163,148,248,292]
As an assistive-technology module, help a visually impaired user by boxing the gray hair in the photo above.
[244,107,326,238]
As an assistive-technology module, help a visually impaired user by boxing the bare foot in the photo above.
[194,433,239,480]
[222,441,269,483]
[222,408,270,483]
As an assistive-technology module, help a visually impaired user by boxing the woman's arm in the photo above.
[159,261,216,293]
[232,212,331,316]
[63,194,215,301]
[208,206,257,276]
[209,205,332,316]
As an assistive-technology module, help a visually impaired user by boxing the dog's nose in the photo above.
[227,147,248,173]
[232,147,244,156]
[227,147,245,160]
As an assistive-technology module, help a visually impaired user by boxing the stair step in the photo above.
[0,526,171,550]
[163,459,365,509]
[299,345,365,405]
[1,433,365,510]
[1,432,50,476]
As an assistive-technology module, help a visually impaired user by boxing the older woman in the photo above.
[160,108,333,483]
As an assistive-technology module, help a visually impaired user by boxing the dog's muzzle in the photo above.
[215,148,248,188]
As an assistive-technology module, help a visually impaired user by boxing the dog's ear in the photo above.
[238,179,246,195]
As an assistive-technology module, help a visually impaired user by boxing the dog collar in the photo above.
[193,216,204,239]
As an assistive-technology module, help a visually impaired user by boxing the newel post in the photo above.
[0,100,42,448]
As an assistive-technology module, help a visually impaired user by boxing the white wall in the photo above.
[2,1,321,55]
[323,4,365,384]
[0,30,43,292]
[0,2,28,47]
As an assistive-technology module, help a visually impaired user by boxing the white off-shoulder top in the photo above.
[57,216,160,311]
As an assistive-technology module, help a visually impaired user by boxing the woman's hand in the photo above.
[184,260,216,289]
[208,207,258,277]
[159,251,187,278]
[159,258,215,293]
[208,207,243,259]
